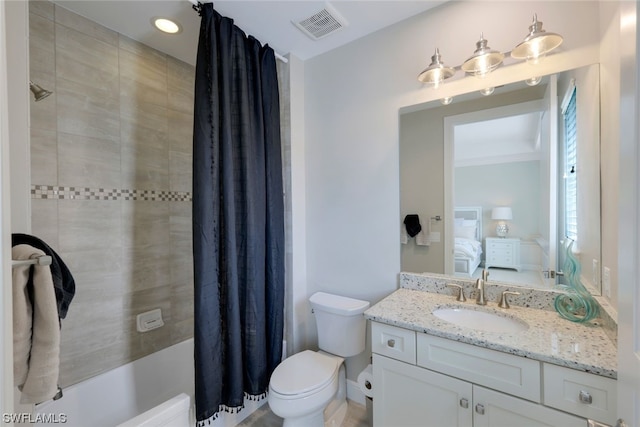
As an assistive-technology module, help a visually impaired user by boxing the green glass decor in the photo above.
[554,239,600,323]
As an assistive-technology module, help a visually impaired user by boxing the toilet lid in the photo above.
[270,350,340,396]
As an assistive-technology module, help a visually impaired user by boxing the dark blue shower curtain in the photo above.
[192,4,284,425]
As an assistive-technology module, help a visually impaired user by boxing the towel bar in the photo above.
[11,255,52,268]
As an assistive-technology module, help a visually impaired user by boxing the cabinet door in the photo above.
[373,354,472,427]
[472,386,586,427]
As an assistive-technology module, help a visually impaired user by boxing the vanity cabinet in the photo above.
[373,354,472,427]
[372,322,614,427]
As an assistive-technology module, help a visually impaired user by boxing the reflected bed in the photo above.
[454,207,483,277]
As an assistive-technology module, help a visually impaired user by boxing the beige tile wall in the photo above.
[28,1,195,387]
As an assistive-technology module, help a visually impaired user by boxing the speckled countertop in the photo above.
[364,288,617,379]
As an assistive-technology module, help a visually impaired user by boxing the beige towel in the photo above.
[415,218,431,246]
[12,244,60,404]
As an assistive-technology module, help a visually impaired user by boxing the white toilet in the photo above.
[268,292,370,427]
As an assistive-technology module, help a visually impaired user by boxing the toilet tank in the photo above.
[309,292,370,357]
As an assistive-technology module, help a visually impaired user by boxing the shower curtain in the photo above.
[192,3,284,425]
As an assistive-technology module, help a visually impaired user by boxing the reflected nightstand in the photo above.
[485,237,520,271]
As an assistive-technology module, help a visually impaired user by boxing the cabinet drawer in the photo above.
[543,363,617,425]
[488,245,513,254]
[417,334,541,402]
[371,322,416,364]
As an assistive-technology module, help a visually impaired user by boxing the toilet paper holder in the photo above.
[358,364,374,399]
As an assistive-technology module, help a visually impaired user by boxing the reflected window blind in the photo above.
[563,88,578,241]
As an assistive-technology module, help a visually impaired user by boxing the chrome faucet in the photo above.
[476,278,487,305]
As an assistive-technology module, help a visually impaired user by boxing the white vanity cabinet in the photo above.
[371,322,612,427]
[373,354,472,427]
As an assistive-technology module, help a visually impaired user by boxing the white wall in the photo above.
[299,1,601,379]
[0,0,13,420]
[456,161,541,240]
[3,0,30,418]
[599,1,621,307]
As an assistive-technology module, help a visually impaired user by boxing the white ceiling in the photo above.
[55,1,447,66]
[454,111,543,167]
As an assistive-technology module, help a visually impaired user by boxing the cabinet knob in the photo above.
[459,398,469,409]
[475,404,485,415]
[579,390,593,404]
[387,339,395,348]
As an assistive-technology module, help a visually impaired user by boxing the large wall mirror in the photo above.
[400,64,601,295]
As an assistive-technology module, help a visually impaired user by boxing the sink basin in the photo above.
[432,307,529,333]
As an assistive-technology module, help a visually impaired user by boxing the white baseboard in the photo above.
[346,379,366,406]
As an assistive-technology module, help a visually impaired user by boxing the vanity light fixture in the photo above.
[417,14,562,91]
[418,48,456,87]
[460,34,504,78]
[153,17,182,34]
[510,14,563,64]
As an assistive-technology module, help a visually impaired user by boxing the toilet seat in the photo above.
[270,350,341,399]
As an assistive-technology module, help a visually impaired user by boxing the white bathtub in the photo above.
[36,339,195,427]
[116,393,191,427]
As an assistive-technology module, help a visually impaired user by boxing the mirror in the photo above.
[399,64,601,294]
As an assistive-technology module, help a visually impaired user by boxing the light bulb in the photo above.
[526,51,546,66]
[480,87,495,96]
[526,76,542,86]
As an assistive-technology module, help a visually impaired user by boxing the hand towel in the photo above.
[12,244,60,404]
[400,224,408,244]
[416,219,431,246]
[403,214,422,237]
[416,230,430,246]
[12,233,75,319]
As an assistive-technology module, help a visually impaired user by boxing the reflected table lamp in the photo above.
[492,207,513,238]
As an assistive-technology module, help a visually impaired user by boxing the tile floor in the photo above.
[237,400,371,427]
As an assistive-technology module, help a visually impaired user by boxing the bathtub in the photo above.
[36,339,195,427]
[34,338,268,427]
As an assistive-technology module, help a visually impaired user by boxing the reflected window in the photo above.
[562,87,577,241]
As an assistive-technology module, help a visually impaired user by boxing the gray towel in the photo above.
[12,244,60,404]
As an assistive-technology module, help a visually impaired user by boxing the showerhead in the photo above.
[29,81,52,102]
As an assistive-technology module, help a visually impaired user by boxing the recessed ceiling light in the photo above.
[153,17,181,34]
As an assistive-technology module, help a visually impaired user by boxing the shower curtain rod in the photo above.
[188,0,289,63]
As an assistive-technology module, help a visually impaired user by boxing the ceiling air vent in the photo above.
[293,3,348,41]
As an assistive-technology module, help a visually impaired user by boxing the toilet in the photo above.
[268,292,370,427]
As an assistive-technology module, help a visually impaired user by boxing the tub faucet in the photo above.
[476,278,487,305]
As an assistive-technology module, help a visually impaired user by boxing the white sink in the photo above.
[432,307,529,333]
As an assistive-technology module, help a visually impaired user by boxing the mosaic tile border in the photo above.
[31,185,192,202]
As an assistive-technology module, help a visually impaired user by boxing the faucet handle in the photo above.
[446,283,466,302]
[482,268,490,281]
[498,290,520,309]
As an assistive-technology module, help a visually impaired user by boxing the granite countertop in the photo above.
[364,288,617,379]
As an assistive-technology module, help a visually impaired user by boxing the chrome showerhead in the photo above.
[29,81,52,102]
